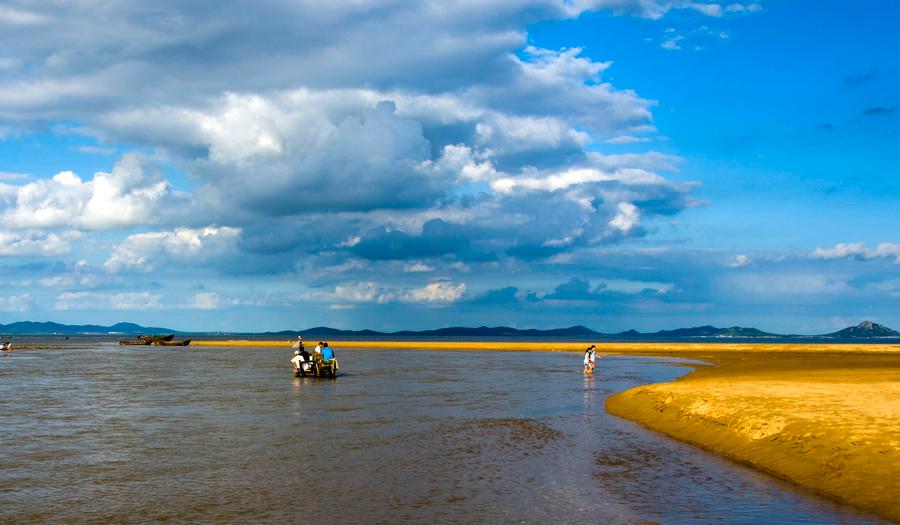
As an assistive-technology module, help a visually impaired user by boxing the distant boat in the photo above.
[157,339,191,346]
[119,339,150,346]
[119,337,190,346]
[138,334,175,342]
[0,342,11,350]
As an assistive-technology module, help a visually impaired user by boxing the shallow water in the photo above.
[0,342,888,524]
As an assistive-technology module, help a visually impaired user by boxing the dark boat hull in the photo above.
[157,339,191,346]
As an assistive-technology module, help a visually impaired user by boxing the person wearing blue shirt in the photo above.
[321,342,335,361]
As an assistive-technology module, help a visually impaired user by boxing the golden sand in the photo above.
[607,352,900,522]
[195,339,900,520]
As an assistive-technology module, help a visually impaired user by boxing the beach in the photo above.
[606,351,900,523]
[193,340,900,521]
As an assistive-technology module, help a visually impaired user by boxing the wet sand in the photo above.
[606,352,900,523]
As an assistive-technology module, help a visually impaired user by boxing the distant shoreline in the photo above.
[190,339,900,354]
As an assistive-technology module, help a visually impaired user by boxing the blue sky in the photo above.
[0,0,897,333]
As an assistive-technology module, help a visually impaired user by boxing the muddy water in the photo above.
[0,343,888,524]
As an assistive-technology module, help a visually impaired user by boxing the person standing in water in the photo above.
[583,345,597,374]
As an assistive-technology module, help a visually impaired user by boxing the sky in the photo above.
[0,0,898,333]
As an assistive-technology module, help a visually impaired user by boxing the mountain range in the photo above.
[2,320,897,339]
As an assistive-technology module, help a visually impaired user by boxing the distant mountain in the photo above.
[0,321,179,335]
[3,320,898,339]
[825,320,900,338]
[269,327,385,337]
[270,325,601,338]
[650,325,778,338]
[393,325,599,337]
[275,324,779,339]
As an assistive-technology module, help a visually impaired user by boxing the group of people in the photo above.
[289,336,335,373]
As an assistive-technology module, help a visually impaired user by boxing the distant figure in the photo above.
[313,342,323,355]
[583,345,596,374]
[321,342,334,361]
[0,342,11,351]
[299,345,311,363]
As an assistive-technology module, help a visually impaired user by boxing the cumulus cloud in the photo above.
[325,280,466,305]
[0,153,182,230]
[105,226,241,272]
[407,281,467,302]
[0,0,756,321]
[0,230,78,256]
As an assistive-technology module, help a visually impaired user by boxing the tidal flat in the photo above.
[197,340,900,522]
[3,340,892,523]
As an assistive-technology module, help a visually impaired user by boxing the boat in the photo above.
[119,339,151,346]
[138,334,175,343]
[293,355,338,378]
[157,339,191,346]
[0,342,11,350]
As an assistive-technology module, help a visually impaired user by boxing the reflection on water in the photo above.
[0,343,887,524]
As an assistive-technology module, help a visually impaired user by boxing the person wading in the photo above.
[583,345,597,374]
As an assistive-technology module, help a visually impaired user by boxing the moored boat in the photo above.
[157,339,191,346]
[119,339,151,345]
[138,334,175,343]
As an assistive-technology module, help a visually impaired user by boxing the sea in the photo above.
[0,336,890,524]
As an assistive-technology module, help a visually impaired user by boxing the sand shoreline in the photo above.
[191,339,900,354]
[606,352,900,523]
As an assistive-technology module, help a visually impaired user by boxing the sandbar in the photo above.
[606,352,900,523]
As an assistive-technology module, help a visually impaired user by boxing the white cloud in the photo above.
[609,202,640,232]
[105,226,241,272]
[0,0,736,320]
[724,3,762,13]
[683,2,723,17]
[810,242,900,264]
[727,254,750,267]
[0,6,45,25]
[407,281,466,303]
[38,276,76,288]
[189,292,240,310]
[0,153,181,230]
[54,291,163,311]
[404,262,436,273]
[661,35,684,50]
[0,293,31,312]
[0,230,78,256]
[605,135,653,144]
[325,280,466,304]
